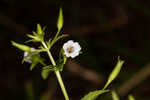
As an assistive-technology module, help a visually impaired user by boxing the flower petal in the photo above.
[63,40,81,58]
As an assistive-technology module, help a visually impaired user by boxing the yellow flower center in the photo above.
[67,46,74,53]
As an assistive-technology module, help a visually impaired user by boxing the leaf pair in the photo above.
[41,63,64,80]
[27,24,45,43]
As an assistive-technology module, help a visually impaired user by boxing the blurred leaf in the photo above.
[57,8,63,30]
[41,65,54,80]
[27,34,39,40]
[40,92,50,100]
[112,91,120,100]
[37,24,42,35]
[30,55,45,71]
[103,57,124,89]
[128,95,135,100]
[30,60,38,71]
[81,90,109,100]
[25,81,35,100]
[41,68,51,80]
[11,41,31,51]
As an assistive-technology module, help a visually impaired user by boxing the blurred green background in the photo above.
[1,0,150,100]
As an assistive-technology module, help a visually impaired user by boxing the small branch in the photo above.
[42,42,69,100]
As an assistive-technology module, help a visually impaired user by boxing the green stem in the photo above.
[42,42,69,100]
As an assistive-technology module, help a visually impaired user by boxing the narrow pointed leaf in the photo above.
[81,90,109,100]
[27,34,41,42]
[25,39,35,43]
[27,34,37,39]
[37,24,42,35]
[11,41,30,51]
[30,60,38,71]
[63,56,67,64]
[112,91,120,100]
[57,8,63,30]
[56,34,68,42]
[128,95,135,100]
[103,57,124,89]
[32,31,37,35]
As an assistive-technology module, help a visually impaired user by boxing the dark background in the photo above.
[1,0,150,100]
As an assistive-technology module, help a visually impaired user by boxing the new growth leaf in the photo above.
[103,57,124,90]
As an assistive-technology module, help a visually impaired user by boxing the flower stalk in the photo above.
[42,42,69,100]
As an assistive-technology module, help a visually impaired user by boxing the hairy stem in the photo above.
[42,42,69,100]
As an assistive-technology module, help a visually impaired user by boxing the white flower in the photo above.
[24,47,35,63]
[63,40,81,58]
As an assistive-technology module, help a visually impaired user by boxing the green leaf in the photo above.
[103,57,124,90]
[57,8,63,30]
[32,31,37,35]
[81,90,109,100]
[41,65,54,80]
[37,24,42,35]
[59,48,67,65]
[11,41,31,51]
[63,55,67,64]
[27,34,38,40]
[29,55,46,71]
[25,39,36,43]
[27,34,42,42]
[41,68,51,80]
[56,63,64,71]
[128,95,135,100]
[30,60,38,71]
[112,91,120,100]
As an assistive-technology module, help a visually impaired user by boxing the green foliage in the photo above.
[11,8,67,79]
[128,95,135,100]
[80,57,124,100]
[26,24,45,43]
[80,90,109,100]
[103,57,124,89]
[11,41,31,51]
[111,91,120,100]
[11,7,127,100]
[37,24,43,35]
[41,62,64,80]
[41,65,53,80]
[57,8,63,31]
